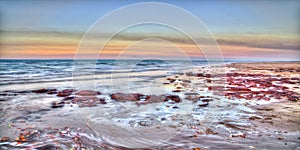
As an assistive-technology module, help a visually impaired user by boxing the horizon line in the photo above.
[0,58,299,63]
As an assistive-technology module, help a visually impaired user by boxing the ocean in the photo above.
[0,59,207,86]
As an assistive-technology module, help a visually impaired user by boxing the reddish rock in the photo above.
[145,95,166,103]
[274,94,281,99]
[63,96,74,101]
[15,133,26,142]
[206,79,212,83]
[229,87,251,92]
[166,77,176,83]
[185,95,200,102]
[205,74,212,78]
[75,90,100,96]
[70,96,106,106]
[33,88,57,94]
[1,137,10,142]
[205,128,218,135]
[57,89,74,97]
[186,72,194,76]
[201,98,213,102]
[288,95,299,101]
[165,95,181,103]
[244,94,251,100]
[32,88,48,93]
[110,93,143,101]
[196,73,205,77]
[172,89,182,92]
[73,96,99,102]
[208,86,226,91]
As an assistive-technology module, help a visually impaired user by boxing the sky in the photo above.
[0,0,299,61]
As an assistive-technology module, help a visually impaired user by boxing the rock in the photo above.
[99,98,107,104]
[185,95,200,102]
[208,86,226,91]
[47,89,57,94]
[249,116,262,120]
[32,88,48,93]
[230,133,246,138]
[201,98,213,102]
[100,101,107,104]
[0,92,18,96]
[186,72,194,76]
[206,79,212,83]
[63,96,74,101]
[172,106,179,109]
[15,133,26,142]
[205,74,212,78]
[196,73,205,77]
[73,96,99,102]
[71,96,106,107]
[229,87,251,92]
[205,128,218,135]
[181,79,191,83]
[57,89,73,97]
[288,95,299,101]
[1,137,10,142]
[172,89,181,92]
[32,88,57,94]
[138,121,151,126]
[184,92,199,95]
[166,78,176,83]
[198,101,209,107]
[75,90,100,96]
[51,101,64,108]
[110,93,143,101]
[145,95,166,103]
[165,95,181,103]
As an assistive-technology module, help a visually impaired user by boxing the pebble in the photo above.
[51,101,64,108]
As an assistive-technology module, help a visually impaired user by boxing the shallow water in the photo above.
[0,60,299,149]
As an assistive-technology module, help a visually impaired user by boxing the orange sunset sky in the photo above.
[0,0,299,61]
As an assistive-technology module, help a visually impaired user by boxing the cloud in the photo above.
[1,29,299,60]
[217,39,300,51]
[97,31,300,51]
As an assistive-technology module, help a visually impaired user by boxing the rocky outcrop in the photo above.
[110,93,144,101]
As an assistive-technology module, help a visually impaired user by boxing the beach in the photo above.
[0,60,299,149]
